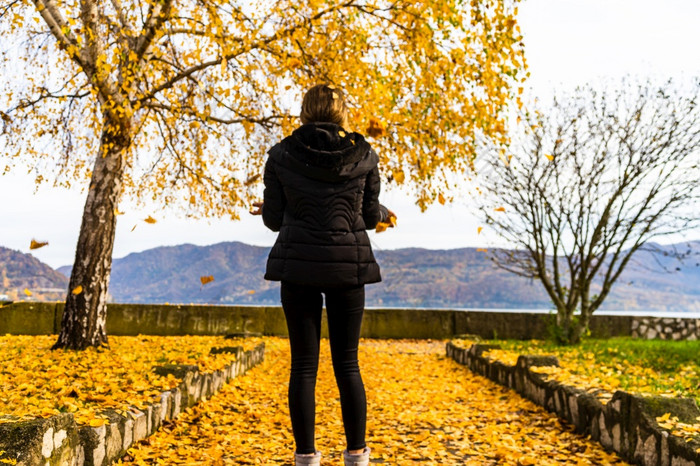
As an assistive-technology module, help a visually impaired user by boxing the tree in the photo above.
[0,0,526,349]
[474,79,700,344]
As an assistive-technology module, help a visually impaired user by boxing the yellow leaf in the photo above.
[189,195,196,205]
[200,275,215,286]
[392,170,405,184]
[657,413,672,422]
[248,290,255,294]
[331,92,338,100]
[338,130,346,137]
[29,239,48,250]
[144,216,157,224]
[23,288,32,296]
[88,418,105,427]
[375,222,388,233]
[114,208,125,216]
[71,286,83,295]
[477,226,483,235]
[494,207,506,212]
[476,248,488,252]
[388,215,397,227]
[438,193,445,205]
[544,153,554,161]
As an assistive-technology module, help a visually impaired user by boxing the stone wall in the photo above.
[446,342,700,466]
[0,344,265,466]
[1,302,699,340]
[632,316,700,341]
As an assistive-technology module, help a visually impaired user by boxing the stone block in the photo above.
[128,409,147,443]
[0,413,80,466]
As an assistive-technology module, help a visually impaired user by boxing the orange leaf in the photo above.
[71,286,83,295]
[438,193,446,205]
[200,275,215,286]
[494,207,506,212]
[29,239,48,250]
[392,170,405,184]
[375,222,389,233]
[144,216,157,224]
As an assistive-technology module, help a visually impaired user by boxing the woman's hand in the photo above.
[249,202,263,215]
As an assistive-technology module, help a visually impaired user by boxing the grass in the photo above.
[452,337,700,406]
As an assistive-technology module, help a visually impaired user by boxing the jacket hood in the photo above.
[268,122,377,182]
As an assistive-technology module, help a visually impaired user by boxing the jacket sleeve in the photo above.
[262,158,286,232]
[362,166,389,230]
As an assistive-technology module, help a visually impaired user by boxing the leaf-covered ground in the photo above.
[0,335,261,426]
[119,338,627,465]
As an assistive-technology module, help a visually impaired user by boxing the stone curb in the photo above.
[0,343,265,465]
[446,342,700,466]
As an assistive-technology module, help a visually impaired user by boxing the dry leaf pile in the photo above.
[0,335,261,426]
[120,338,627,465]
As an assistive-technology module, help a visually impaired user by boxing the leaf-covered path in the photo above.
[119,339,628,465]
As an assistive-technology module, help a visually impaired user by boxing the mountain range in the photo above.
[45,241,700,311]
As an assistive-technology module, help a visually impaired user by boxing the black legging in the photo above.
[281,281,367,454]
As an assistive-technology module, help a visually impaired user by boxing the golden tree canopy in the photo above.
[0,0,526,215]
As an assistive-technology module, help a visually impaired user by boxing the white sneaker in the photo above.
[343,447,370,466]
[295,451,321,465]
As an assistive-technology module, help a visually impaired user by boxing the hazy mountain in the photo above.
[55,241,700,311]
[0,246,69,300]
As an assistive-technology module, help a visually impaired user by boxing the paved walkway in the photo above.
[119,338,628,465]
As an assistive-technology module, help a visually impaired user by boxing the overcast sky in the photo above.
[2,0,700,268]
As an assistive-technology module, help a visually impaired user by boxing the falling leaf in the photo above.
[144,216,157,224]
[366,118,386,138]
[476,248,488,252]
[544,153,554,161]
[375,222,388,233]
[331,92,338,100]
[189,195,196,205]
[477,226,483,235]
[438,193,446,205]
[130,225,137,232]
[247,290,255,294]
[392,170,405,184]
[200,275,215,286]
[388,215,397,227]
[338,130,346,137]
[244,174,261,186]
[114,208,125,216]
[23,288,32,296]
[71,286,83,295]
[494,207,506,212]
[29,239,48,250]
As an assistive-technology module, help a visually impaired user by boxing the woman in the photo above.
[251,84,393,465]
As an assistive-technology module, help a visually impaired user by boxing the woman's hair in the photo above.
[300,84,348,127]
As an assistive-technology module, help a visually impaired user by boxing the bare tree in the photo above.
[474,79,700,344]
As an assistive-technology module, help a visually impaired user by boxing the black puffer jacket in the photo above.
[262,122,388,287]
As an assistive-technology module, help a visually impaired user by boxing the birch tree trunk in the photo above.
[53,120,130,350]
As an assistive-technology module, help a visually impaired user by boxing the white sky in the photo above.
[2,0,700,269]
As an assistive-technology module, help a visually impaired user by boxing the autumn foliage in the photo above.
[0,0,526,212]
